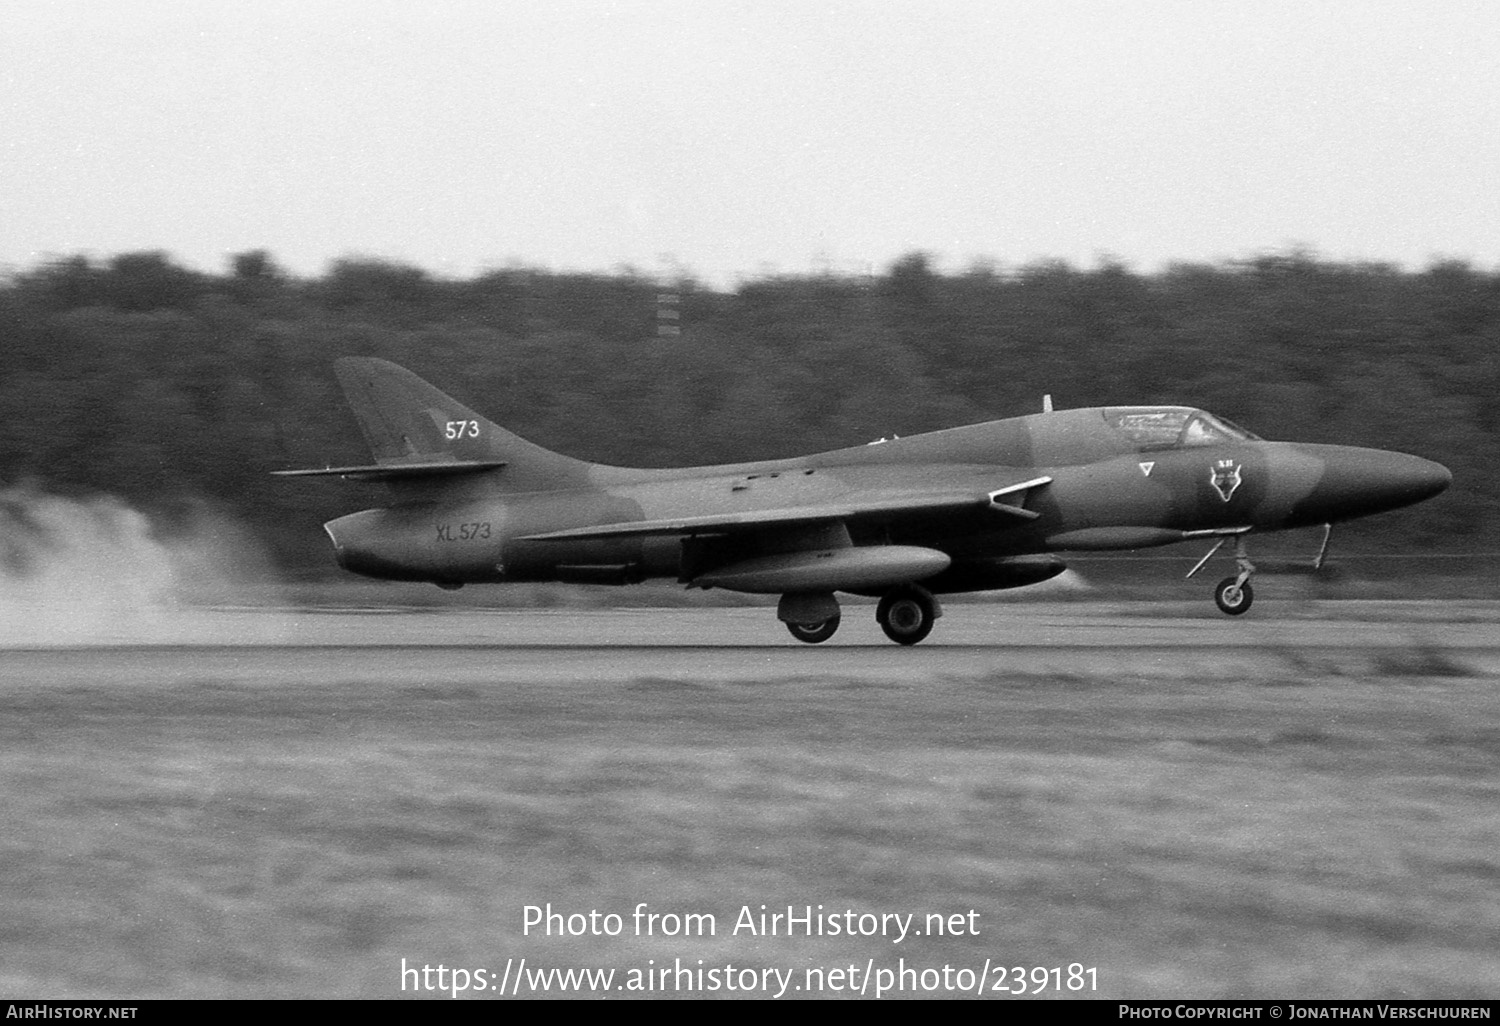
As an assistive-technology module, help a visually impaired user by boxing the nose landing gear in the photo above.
[1188,531,1256,616]
[1213,575,1253,615]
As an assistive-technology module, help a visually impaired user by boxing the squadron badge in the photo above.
[1210,459,1243,502]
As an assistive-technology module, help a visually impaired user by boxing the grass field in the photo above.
[0,623,1496,1000]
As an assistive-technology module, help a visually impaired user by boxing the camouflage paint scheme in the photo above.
[276,359,1451,645]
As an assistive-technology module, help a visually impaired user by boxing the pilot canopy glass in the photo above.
[1104,407,1260,450]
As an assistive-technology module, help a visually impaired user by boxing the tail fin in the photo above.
[277,358,595,491]
[333,357,497,462]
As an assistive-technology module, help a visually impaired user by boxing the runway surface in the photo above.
[5,600,1500,683]
[2,601,1497,999]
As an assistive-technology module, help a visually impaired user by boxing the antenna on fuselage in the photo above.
[1042,394,1054,413]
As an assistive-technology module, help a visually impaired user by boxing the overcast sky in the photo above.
[4,1,1497,284]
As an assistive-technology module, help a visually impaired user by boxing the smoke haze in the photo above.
[0,484,283,646]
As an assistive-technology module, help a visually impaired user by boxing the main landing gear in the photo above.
[779,585,941,644]
[779,591,843,644]
[786,616,840,644]
[876,585,938,645]
[1188,533,1256,616]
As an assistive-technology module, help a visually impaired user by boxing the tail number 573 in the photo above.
[445,420,480,439]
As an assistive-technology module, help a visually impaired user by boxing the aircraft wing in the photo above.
[271,459,507,481]
[519,476,1051,542]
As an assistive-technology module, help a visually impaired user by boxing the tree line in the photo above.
[1,249,1493,573]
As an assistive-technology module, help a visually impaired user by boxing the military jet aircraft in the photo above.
[275,358,1451,645]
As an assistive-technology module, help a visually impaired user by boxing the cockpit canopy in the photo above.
[1104,407,1261,450]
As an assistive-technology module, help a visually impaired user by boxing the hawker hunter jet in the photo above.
[275,359,1451,645]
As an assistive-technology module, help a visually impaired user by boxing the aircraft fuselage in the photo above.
[323,408,1449,590]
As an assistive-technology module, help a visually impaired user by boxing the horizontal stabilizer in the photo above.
[272,459,507,482]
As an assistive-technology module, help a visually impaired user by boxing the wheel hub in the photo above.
[888,601,923,633]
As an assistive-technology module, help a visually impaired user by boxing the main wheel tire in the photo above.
[787,616,840,643]
[1214,576,1254,616]
[877,587,936,645]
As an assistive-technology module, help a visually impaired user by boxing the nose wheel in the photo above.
[1213,577,1253,615]
[1188,532,1257,616]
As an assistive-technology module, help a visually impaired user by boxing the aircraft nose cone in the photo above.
[1376,452,1452,505]
[1296,447,1451,523]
